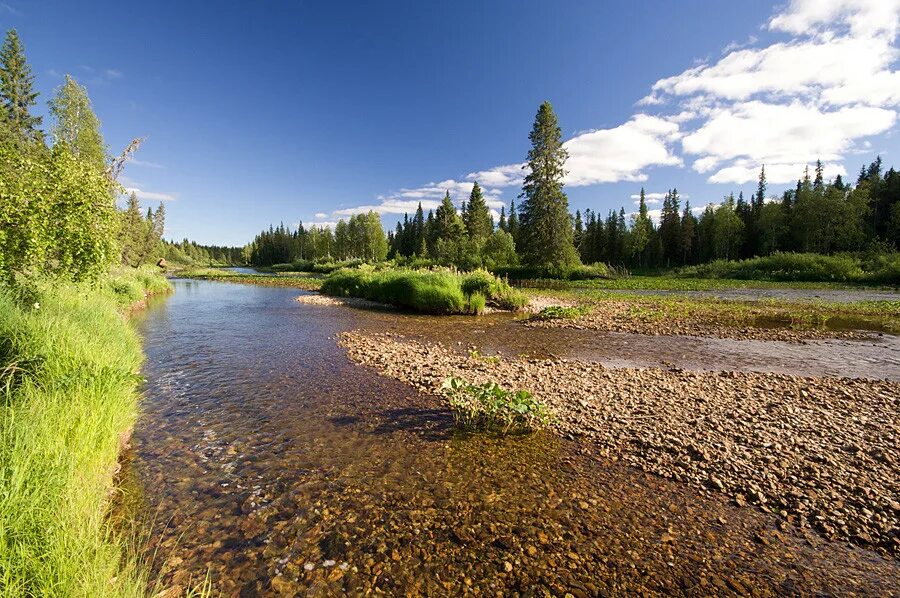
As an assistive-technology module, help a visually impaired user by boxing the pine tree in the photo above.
[48,75,106,171]
[659,189,681,266]
[813,159,824,194]
[574,209,584,256]
[680,202,696,264]
[0,29,42,141]
[463,181,492,243]
[630,188,653,267]
[517,101,579,271]
[507,199,519,241]
[498,205,507,231]
[412,202,426,255]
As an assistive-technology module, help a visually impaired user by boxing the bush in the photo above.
[678,252,869,282]
[492,262,612,281]
[321,267,526,314]
[441,377,553,434]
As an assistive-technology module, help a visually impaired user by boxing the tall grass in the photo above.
[0,268,170,596]
[320,268,527,314]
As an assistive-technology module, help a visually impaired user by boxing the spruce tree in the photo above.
[506,199,519,241]
[498,205,507,231]
[463,181,492,243]
[517,101,579,271]
[0,29,41,141]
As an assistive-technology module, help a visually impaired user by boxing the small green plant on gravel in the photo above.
[467,347,501,365]
[441,377,553,434]
[533,304,591,320]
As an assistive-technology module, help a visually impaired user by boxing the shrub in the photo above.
[321,268,526,314]
[492,262,612,281]
[441,376,553,434]
[678,252,866,282]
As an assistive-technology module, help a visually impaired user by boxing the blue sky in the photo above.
[3,0,899,246]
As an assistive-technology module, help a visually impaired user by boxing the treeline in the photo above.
[575,159,899,270]
[247,211,388,266]
[159,239,244,266]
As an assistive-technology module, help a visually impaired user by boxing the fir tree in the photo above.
[463,181,492,243]
[507,199,519,241]
[517,101,579,271]
[0,29,42,141]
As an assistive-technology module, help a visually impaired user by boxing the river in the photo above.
[125,279,899,595]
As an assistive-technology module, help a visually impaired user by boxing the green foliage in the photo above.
[441,376,553,434]
[321,267,526,314]
[322,269,467,314]
[0,143,119,283]
[677,252,893,283]
[0,271,169,596]
[533,304,592,320]
[48,75,106,172]
[119,193,165,267]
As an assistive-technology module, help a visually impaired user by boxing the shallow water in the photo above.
[127,280,899,595]
[336,303,900,381]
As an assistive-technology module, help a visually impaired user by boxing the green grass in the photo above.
[321,268,527,315]
[0,269,170,596]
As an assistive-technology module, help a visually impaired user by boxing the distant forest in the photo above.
[246,157,899,273]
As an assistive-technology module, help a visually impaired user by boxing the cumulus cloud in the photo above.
[681,100,895,182]
[563,115,682,186]
[644,0,900,184]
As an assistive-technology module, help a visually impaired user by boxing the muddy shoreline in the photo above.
[340,331,900,557]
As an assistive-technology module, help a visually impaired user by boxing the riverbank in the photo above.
[0,268,171,596]
[340,331,900,557]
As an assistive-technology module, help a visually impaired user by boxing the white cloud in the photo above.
[769,0,900,40]
[123,187,176,202]
[333,198,440,217]
[643,0,900,184]
[314,212,328,219]
[466,164,526,187]
[563,115,682,186]
[306,221,338,230]
[681,100,895,182]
